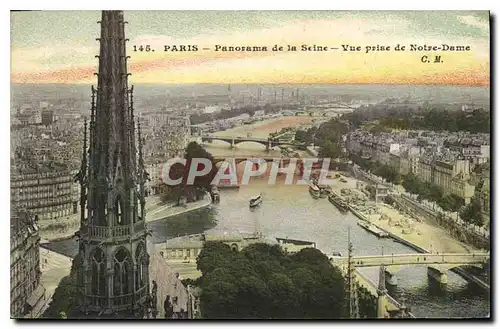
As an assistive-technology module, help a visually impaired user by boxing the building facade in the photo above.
[10,209,42,318]
[347,130,481,204]
[143,114,191,161]
[11,163,78,220]
[432,159,474,202]
[41,110,54,126]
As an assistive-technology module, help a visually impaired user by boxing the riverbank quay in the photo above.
[39,194,211,242]
[350,165,489,249]
[345,165,488,250]
[38,194,165,241]
[389,193,489,250]
[25,247,73,318]
[348,202,489,290]
[146,196,211,223]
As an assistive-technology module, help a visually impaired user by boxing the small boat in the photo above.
[309,183,321,198]
[210,186,220,203]
[318,184,329,198]
[328,192,349,212]
[332,251,343,257]
[357,220,389,238]
[249,194,263,208]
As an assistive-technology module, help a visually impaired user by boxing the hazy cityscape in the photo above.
[10,10,490,320]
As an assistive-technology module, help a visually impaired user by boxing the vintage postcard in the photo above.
[10,10,490,319]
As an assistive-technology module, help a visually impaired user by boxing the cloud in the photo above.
[457,15,489,33]
[10,14,489,86]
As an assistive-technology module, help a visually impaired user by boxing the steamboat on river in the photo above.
[249,194,263,208]
[309,183,321,198]
[310,174,330,199]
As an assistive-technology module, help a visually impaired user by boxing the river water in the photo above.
[42,123,490,319]
[202,178,489,318]
[46,175,490,318]
[164,140,489,318]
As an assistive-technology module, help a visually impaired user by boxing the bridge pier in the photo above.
[427,267,448,285]
[230,138,235,149]
[377,265,390,318]
[385,269,398,287]
[266,141,271,152]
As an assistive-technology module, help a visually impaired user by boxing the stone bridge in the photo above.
[332,252,490,285]
[213,156,281,165]
[212,156,326,177]
[201,135,305,150]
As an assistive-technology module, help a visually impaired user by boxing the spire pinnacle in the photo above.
[83,119,87,155]
[347,226,359,319]
[78,119,88,225]
[378,264,387,295]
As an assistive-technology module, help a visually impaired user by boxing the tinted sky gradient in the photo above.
[11,11,490,85]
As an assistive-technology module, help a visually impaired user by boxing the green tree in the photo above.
[195,243,346,319]
[460,197,484,227]
[184,142,214,192]
[197,241,236,274]
[438,194,465,212]
[161,142,215,203]
[294,130,308,143]
[200,277,239,318]
[319,140,342,159]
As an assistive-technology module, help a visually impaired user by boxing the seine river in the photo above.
[157,176,489,318]
[167,141,490,318]
[42,135,490,319]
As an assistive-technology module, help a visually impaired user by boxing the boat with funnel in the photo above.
[249,194,263,208]
[309,183,321,198]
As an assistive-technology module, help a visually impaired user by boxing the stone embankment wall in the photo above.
[389,195,489,250]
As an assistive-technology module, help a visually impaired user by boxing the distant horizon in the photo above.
[9,82,491,87]
[11,11,489,86]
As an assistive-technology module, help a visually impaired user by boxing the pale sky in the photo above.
[11,11,490,85]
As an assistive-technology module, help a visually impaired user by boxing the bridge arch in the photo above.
[232,139,269,147]
[427,263,486,273]
[201,135,302,148]
[333,252,490,272]
[230,243,239,252]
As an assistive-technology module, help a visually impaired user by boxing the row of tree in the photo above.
[402,173,465,212]
[269,126,295,140]
[190,104,300,125]
[344,106,490,133]
[294,119,349,159]
[350,154,465,213]
[459,197,484,227]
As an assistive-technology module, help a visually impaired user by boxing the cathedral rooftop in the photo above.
[147,241,191,318]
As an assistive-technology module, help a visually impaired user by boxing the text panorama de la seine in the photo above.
[136,44,471,53]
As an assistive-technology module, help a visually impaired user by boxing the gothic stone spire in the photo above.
[90,10,137,226]
[78,10,150,318]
